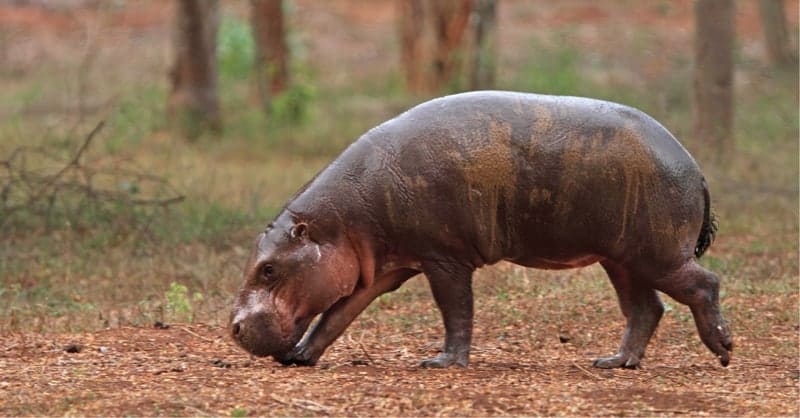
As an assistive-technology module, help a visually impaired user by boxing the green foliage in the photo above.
[214,13,318,145]
[164,282,203,322]
[0,136,178,239]
[698,255,725,272]
[230,408,249,418]
[4,84,44,111]
[107,86,165,152]
[510,44,583,96]
[157,202,278,248]
[218,15,255,82]
[735,71,799,157]
[270,82,316,124]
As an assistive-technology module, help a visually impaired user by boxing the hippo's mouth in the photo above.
[233,329,295,358]
[263,315,314,360]
[271,314,318,363]
[231,311,314,359]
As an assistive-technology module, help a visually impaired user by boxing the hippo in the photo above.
[230,91,732,369]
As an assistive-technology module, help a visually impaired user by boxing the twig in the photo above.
[571,361,603,380]
[734,361,781,368]
[645,409,691,415]
[182,404,214,417]
[704,390,762,395]
[270,393,332,413]
[179,327,215,343]
[46,120,104,186]
[609,371,636,380]
[555,328,603,380]
[0,119,183,231]
[130,195,185,207]
[356,339,374,364]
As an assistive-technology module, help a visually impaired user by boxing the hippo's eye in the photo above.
[261,264,275,278]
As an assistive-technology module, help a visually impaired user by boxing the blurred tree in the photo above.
[692,0,734,153]
[168,0,221,137]
[398,0,428,92]
[251,0,289,112]
[758,0,797,67]
[466,0,497,90]
[398,0,472,92]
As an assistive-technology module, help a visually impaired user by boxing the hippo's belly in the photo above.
[511,255,605,270]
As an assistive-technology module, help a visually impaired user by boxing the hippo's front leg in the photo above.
[280,269,418,366]
[420,262,475,368]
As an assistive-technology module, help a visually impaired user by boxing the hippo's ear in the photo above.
[290,222,308,240]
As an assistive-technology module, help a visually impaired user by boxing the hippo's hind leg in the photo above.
[652,261,733,366]
[420,261,475,368]
[593,260,665,369]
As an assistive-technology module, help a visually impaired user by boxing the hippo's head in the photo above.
[230,211,360,360]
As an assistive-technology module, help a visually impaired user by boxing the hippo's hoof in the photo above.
[706,321,733,367]
[276,346,319,367]
[713,336,732,367]
[592,352,640,369]
[420,353,468,368]
[278,357,316,367]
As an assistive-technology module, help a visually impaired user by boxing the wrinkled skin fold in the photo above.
[230,91,733,369]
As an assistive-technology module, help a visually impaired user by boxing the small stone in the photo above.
[64,344,82,353]
[211,359,232,368]
[98,346,109,353]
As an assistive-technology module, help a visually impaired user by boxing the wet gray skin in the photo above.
[230,91,732,369]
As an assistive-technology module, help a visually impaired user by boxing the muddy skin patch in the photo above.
[462,119,517,256]
[528,188,553,207]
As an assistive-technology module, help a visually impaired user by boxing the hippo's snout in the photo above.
[230,311,294,358]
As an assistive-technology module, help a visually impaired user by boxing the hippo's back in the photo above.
[305,92,706,270]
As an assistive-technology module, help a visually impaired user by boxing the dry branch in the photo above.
[0,120,184,232]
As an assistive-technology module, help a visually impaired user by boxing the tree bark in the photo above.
[467,0,497,90]
[398,0,429,92]
[758,0,797,67]
[168,0,221,137]
[692,0,734,154]
[398,0,472,92]
[251,0,289,111]
[431,0,472,88]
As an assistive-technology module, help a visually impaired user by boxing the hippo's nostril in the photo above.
[232,322,241,337]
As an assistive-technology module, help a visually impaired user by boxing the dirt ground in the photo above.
[1,314,797,416]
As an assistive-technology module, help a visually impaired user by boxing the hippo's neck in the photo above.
[285,138,387,254]
[282,139,392,286]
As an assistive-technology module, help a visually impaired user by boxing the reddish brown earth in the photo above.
[1,313,797,416]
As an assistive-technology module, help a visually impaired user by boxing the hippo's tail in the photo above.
[695,179,718,258]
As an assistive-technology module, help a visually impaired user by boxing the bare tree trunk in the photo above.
[758,0,797,67]
[431,0,472,88]
[399,0,438,92]
[692,0,734,154]
[398,0,471,93]
[467,0,497,90]
[251,0,289,111]
[168,0,221,137]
